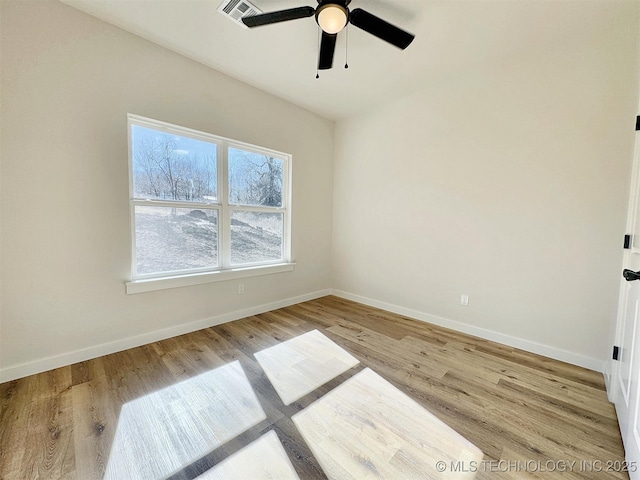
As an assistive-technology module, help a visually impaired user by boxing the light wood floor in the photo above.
[0,296,627,479]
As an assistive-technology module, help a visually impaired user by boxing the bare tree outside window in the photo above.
[228,147,285,265]
[229,147,283,208]
[132,127,217,203]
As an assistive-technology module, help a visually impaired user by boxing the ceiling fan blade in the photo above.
[318,31,337,70]
[242,6,315,28]
[349,8,415,50]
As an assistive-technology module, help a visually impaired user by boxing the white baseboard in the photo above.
[1,288,605,382]
[0,289,331,383]
[331,289,605,373]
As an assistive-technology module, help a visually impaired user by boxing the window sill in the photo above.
[125,263,295,295]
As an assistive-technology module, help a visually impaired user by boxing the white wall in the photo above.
[0,0,334,381]
[332,2,639,370]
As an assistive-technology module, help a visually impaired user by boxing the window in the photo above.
[127,114,291,293]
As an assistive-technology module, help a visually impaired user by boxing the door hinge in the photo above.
[613,345,620,361]
[624,234,632,249]
[636,116,640,131]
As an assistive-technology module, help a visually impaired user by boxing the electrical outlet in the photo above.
[238,284,245,294]
[460,294,469,306]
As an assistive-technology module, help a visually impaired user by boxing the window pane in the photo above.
[230,211,283,265]
[228,147,283,207]
[135,206,218,275]
[131,125,218,203]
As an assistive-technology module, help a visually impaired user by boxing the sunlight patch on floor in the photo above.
[293,368,483,479]
[255,329,360,405]
[103,331,482,479]
[195,430,300,480]
[104,361,266,479]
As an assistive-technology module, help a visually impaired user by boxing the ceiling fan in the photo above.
[241,0,415,71]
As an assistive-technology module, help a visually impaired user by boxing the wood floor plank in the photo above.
[72,379,118,480]
[270,417,328,479]
[0,379,33,479]
[474,342,607,390]
[326,323,451,379]
[22,376,74,480]
[0,295,628,479]
[495,378,622,449]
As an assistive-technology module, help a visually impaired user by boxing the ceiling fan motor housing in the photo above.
[316,1,350,34]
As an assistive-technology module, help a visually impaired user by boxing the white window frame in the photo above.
[125,114,293,294]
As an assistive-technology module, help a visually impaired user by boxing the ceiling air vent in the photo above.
[218,0,262,28]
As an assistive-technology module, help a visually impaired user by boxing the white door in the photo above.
[612,121,640,477]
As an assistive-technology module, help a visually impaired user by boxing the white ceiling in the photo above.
[60,0,623,120]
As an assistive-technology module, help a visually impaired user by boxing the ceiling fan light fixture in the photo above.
[317,4,348,34]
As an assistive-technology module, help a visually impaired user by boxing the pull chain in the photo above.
[344,23,349,69]
[316,26,321,79]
